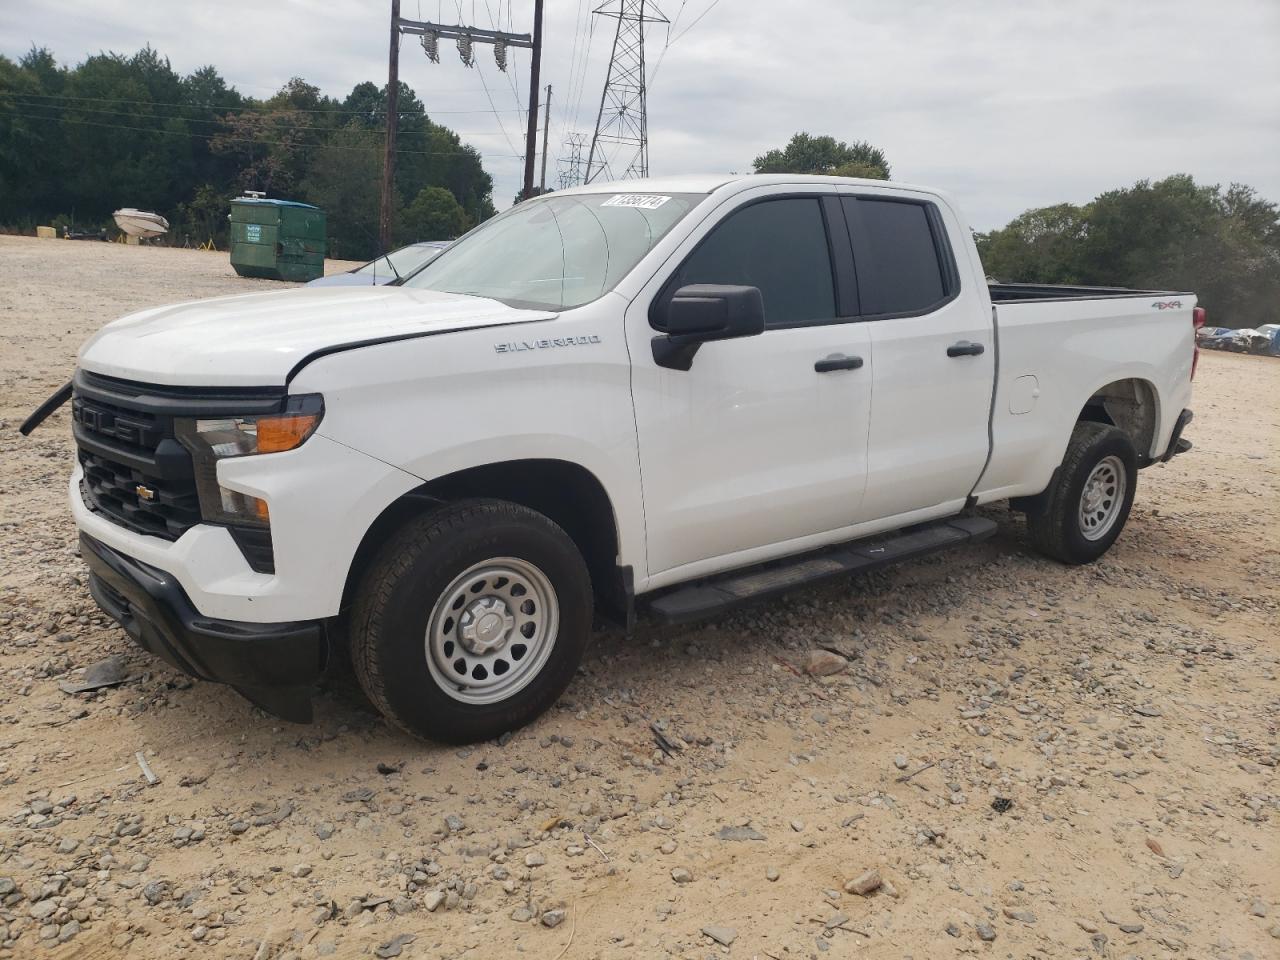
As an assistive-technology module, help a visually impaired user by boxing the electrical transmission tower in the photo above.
[585,0,667,184]
[557,133,588,189]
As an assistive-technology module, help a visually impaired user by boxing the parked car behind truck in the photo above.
[28,174,1201,743]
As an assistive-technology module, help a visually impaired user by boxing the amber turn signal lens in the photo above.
[256,413,322,453]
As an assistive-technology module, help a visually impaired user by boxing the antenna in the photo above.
[585,0,668,184]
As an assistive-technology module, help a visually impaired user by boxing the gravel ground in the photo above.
[0,235,1277,959]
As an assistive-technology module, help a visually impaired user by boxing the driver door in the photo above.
[626,189,873,579]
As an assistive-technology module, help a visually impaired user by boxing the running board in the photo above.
[647,516,998,625]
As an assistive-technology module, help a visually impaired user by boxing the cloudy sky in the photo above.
[3,0,1277,228]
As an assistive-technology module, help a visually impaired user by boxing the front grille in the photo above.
[74,392,201,540]
[72,372,288,569]
[78,449,202,539]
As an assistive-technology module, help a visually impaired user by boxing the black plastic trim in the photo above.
[284,318,550,384]
[647,515,998,624]
[227,525,276,573]
[79,533,322,721]
[76,370,286,416]
[1158,409,1194,464]
[19,380,72,436]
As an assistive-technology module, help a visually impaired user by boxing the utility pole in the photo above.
[385,8,534,218]
[521,0,545,200]
[538,84,552,194]
[586,0,668,184]
[380,0,401,254]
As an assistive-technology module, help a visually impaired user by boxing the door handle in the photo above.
[814,353,864,373]
[947,341,985,357]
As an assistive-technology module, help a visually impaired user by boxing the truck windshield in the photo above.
[401,192,706,310]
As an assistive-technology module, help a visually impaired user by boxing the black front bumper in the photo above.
[80,533,325,722]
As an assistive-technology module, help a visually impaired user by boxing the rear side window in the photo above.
[843,198,951,316]
[666,197,836,328]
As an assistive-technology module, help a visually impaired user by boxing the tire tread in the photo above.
[1027,421,1133,564]
[349,499,589,741]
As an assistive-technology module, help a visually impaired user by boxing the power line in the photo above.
[6,99,521,135]
[669,0,720,45]
[5,89,527,115]
[8,111,526,159]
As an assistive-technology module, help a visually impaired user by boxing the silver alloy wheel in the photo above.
[424,557,559,705]
[1078,455,1126,541]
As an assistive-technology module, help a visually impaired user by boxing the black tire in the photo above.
[349,499,592,743]
[1025,422,1138,565]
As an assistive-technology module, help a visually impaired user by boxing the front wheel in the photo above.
[350,499,592,743]
[1025,422,1138,564]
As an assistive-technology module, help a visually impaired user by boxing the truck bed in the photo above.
[989,282,1190,303]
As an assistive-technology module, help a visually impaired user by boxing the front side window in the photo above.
[843,198,949,316]
[402,193,705,310]
[665,197,836,328]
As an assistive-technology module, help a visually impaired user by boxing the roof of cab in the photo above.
[551,173,944,200]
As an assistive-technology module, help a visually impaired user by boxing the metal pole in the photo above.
[521,0,544,200]
[380,0,400,253]
[539,84,552,194]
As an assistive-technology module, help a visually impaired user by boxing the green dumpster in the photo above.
[229,197,326,282]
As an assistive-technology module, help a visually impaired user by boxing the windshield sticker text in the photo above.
[495,335,602,354]
[601,194,670,210]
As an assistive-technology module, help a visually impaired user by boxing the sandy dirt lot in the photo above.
[0,235,1276,959]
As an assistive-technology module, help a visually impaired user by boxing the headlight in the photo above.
[176,394,323,527]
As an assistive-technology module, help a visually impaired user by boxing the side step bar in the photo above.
[647,515,998,625]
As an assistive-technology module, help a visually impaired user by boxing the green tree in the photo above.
[977,175,1280,326]
[0,44,498,258]
[974,203,1089,284]
[753,133,890,179]
[299,123,383,261]
[397,186,470,244]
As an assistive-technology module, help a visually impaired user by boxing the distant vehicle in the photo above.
[1196,326,1233,344]
[27,175,1205,743]
[112,209,169,239]
[307,241,450,287]
[1228,328,1270,353]
[1254,324,1280,355]
[1199,328,1239,351]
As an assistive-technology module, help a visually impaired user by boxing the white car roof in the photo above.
[553,173,946,200]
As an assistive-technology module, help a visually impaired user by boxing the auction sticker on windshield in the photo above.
[601,194,670,209]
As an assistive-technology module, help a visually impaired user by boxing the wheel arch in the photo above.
[1076,376,1161,463]
[340,458,629,626]
[1013,375,1160,517]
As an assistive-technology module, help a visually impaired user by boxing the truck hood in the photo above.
[77,286,557,386]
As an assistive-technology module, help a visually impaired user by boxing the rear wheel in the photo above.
[350,499,592,743]
[1026,422,1138,564]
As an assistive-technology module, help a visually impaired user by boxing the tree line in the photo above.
[975,175,1280,327]
[757,133,1279,326]
[0,46,498,260]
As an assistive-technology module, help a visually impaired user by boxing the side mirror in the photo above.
[651,284,765,370]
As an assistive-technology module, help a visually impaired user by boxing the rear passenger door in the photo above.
[837,192,994,522]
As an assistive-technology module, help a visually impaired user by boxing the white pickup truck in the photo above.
[25,175,1202,742]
